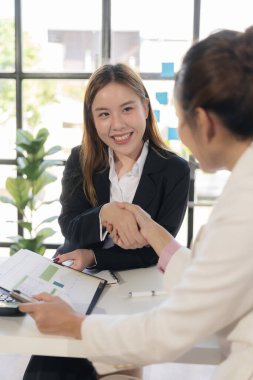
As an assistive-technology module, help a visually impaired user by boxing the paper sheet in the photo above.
[0,249,106,314]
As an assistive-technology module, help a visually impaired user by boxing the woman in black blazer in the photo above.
[56,63,190,272]
[57,144,190,271]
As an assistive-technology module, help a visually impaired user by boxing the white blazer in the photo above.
[81,142,253,380]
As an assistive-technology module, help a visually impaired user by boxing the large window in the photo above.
[1,0,252,256]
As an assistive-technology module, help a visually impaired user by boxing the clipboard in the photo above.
[0,249,107,316]
[84,268,119,285]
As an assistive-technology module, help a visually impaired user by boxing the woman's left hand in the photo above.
[19,293,84,339]
[55,249,95,271]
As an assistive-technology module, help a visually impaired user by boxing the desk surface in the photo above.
[0,260,222,366]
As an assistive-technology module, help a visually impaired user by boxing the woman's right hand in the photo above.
[19,293,84,339]
[116,203,173,256]
[100,202,148,249]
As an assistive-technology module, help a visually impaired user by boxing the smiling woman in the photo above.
[56,63,190,272]
[92,82,149,175]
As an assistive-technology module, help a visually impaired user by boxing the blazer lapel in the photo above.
[133,147,165,209]
[133,172,156,209]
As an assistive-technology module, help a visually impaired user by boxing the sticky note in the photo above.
[161,62,174,78]
[156,92,168,105]
[153,110,160,123]
[168,127,178,140]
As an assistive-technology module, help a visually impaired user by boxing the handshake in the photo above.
[100,202,152,250]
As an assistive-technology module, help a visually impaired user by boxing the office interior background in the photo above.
[0,0,252,258]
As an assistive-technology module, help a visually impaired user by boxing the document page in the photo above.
[0,249,106,314]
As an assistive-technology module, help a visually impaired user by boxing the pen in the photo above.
[128,290,168,298]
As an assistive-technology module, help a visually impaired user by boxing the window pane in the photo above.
[0,165,18,243]
[0,0,15,72]
[144,80,187,157]
[0,79,16,159]
[200,0,253,38]
[193,169,230,240]
[195,169,230,202]
[22,0,102,72]
[193,205,213,241]
[111,0,194,73]
[23,79,86,159]
[176,210,188,246]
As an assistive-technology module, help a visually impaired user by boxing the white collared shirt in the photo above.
[100,141,149,245]
[108,141,148,203]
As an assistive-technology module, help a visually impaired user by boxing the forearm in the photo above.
[141,219,174,257]
[93,245,158,271]
[59,207,102,246]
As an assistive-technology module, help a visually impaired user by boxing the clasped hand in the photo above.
[100,202,151,249]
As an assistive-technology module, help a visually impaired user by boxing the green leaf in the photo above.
[36,227,55,240]
[30,160,63,176]
[17,221,32,232]
[39,199,58,206]
[16,130,33,146]
[16,128,49,155]
[5,177,30,210]
[18,160,43,180]
[45,145,62,156]
[36,128,49,142]
[10,243,23,255]
[37,216,58,228]
[8,235,47,255]
[7,234,24,243]
[33,147,46,160]
[32,172,56,195]
[35,246,46,255]
[0,195,16,207]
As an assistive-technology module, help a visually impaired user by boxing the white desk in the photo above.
[0,263,222,366]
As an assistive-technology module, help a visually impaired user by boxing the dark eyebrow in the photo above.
[120,100,136,107]
[94,107,109,112]
[94,100,136,112]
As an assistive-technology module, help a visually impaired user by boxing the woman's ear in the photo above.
[195,107,216,143]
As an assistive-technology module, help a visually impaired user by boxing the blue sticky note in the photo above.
[161,62,174,78]
[156,92,168,105]
[168,127,178,140]
[153,109,160,123]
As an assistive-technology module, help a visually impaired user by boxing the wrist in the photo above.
[100,203,109,226]
[86,249,96,267]
[146,222,173,257]
[72,314,85,339]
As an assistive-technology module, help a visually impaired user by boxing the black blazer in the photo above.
[57,145,190,270]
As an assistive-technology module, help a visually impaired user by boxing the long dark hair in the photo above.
[174,26,253,139]
[81,63,168,206]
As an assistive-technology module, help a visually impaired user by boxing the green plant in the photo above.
[0,128,62,255]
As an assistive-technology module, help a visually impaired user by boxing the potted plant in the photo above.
[0,128,62,255]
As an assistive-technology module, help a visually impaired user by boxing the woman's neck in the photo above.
[114,143,144,178]
[114,155,137,178]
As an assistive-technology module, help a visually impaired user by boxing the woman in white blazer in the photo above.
[20,26,253,380]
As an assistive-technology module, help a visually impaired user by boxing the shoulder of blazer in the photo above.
[68,145,82,166]
[144,146,190,177]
